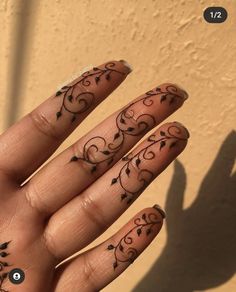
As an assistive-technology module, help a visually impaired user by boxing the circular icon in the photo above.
[8,268,25,284]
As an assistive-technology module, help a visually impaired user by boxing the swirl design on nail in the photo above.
[107,212,161,269]
[70,85,184,172]
[111,125,187,204]
[0,241,11,292]
[55,62,125,123]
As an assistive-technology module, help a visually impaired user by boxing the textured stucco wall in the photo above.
[1,1,236,291]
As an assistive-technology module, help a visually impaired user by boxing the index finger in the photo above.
[0,60,131,184]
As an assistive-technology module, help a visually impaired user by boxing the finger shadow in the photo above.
[133,131,236,292]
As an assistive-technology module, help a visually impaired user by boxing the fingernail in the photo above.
[119,59,133,74]
[173,121,190,139]
[173,83,189,100]
[152,204,166,219]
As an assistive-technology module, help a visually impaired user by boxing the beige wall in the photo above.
[1,0,236,291]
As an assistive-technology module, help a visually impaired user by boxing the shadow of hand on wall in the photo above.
[133,131,236,292]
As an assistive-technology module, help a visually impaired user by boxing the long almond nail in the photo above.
[173,83,189,100]
[153,204,166,218]
[119,59,133,74]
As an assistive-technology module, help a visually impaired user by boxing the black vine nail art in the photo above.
[0,241,11,292]
[55,62,125,123]
[111,124,188,204]
[70,85,185,173]
[107,212,161,269]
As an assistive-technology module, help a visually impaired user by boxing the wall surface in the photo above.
[1,0,236,291]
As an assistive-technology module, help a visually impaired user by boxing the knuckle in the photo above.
[70,143,100,176]
[28,110,62,141]
[42,227,59,262]
[80,194,108,233]
[24,182,50,217]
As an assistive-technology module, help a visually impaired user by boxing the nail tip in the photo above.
[173,121,190,139]
[119,59,133,74]
[152,204,166,219]
[173,83,189,101]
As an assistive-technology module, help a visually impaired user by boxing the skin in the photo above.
[0,60,189,292]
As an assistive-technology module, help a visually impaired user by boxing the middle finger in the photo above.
[23,83,188,216]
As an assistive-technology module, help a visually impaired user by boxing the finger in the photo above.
[165,159,186,230]
[0,60,131,184]
[53,205,165,292]
[25,84,188,216]
[43,122,189,261]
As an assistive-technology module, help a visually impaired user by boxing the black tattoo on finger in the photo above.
[70,85,184,173]
[111,124,188,204]
[0,241,11,292]
[107,212,161,269]
[55,62,125,123]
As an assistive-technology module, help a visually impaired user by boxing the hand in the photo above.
[0,60,189,292]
